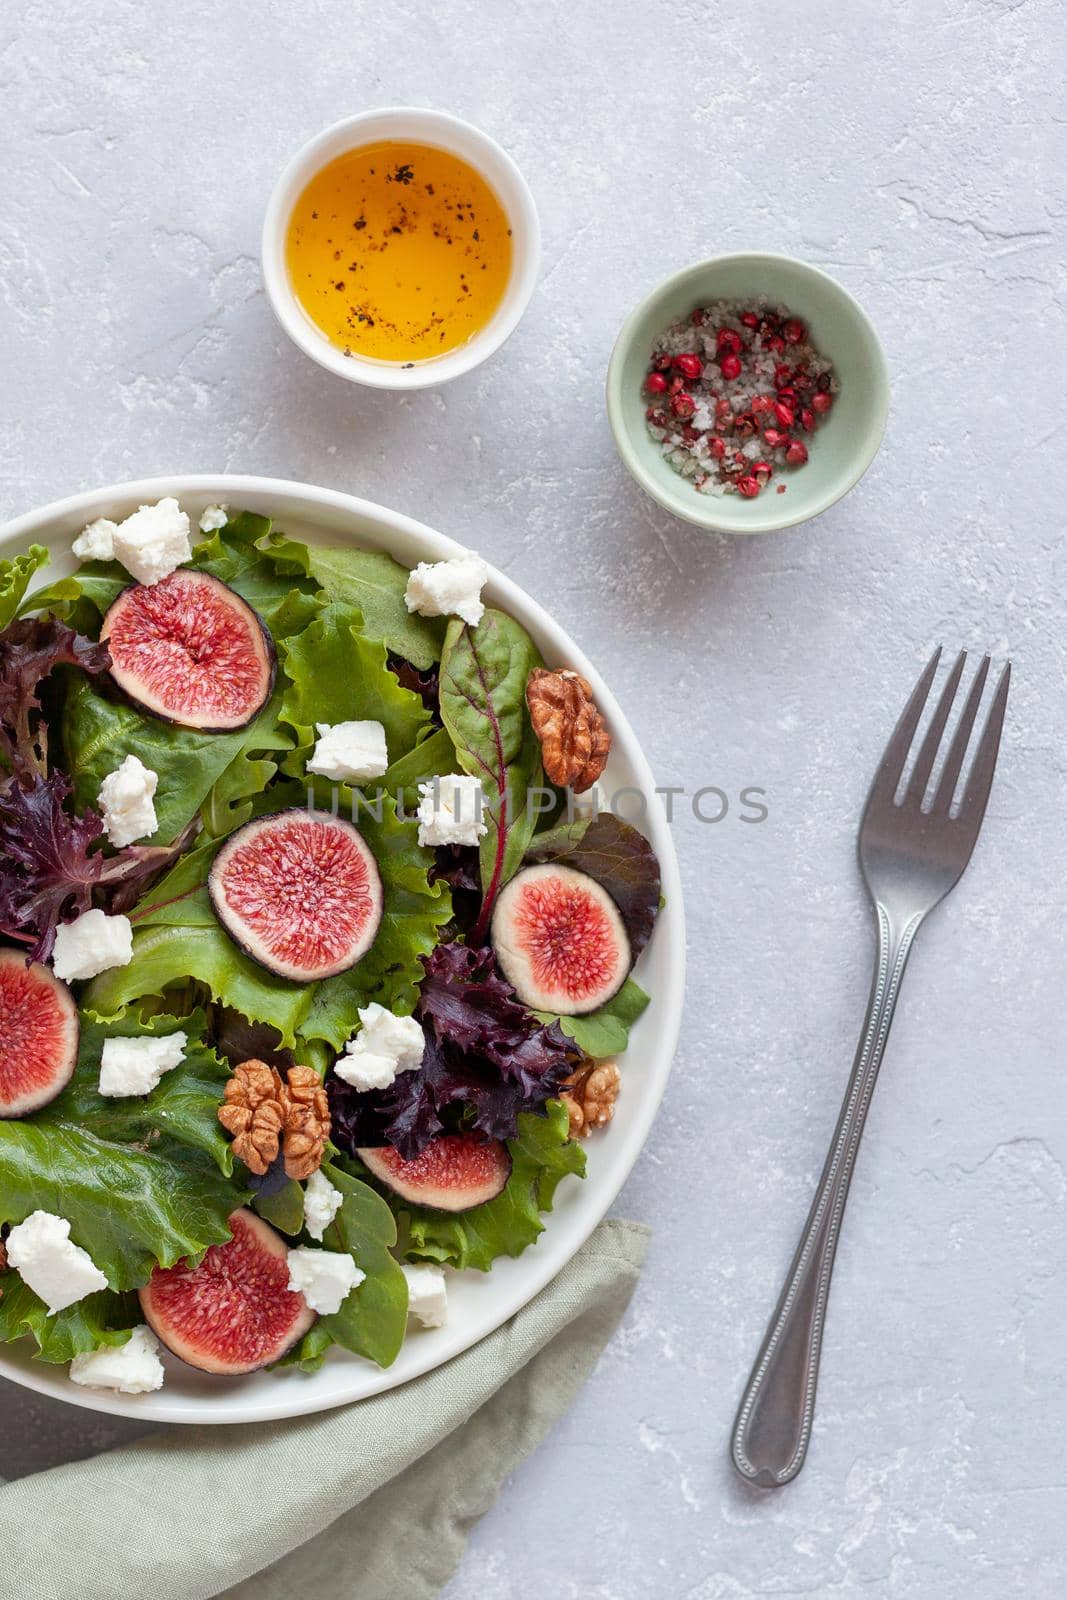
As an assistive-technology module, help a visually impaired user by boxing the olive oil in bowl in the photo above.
[286,141,513,365]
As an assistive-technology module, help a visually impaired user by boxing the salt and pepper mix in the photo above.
[644,300,839,499]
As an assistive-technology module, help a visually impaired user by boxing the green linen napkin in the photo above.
[0,1218,648,1600]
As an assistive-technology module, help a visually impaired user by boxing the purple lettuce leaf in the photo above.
[0,769,195,964]
[328,942,578,1161]
[427,843,480,894]
[0,616,111,779]
[427,845,481,938]
[388,656,441,725]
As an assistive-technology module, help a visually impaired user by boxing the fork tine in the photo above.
[904,650,966,806]
[868,647,942,801]
[930,655,991,814]
[955,661,1011,829]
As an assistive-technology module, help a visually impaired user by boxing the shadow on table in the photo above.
[0,1381,160,1480]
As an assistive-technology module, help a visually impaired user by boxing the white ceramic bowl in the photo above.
[0,475,684,1425]
[262,110,541,390]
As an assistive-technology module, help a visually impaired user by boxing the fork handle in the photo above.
[730,903,924,1487]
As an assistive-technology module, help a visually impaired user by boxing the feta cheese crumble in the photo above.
[331,1048,395,1094]
[69,1326,166,1394]
[198,504,229,533]
[401,1263,448,1329]
[332,1002,424,1093]
[71,517,118,563]
[287,1247,364,1315]
[97,753,159,848]
[416,774,488,848]
[98,1030,187,1099]
[52,909,134,983]
[109,497,192,586]
[404,553,489,628]
[307,720,389,784]
[303,1169,344,1242]
[5,1211,109,1315]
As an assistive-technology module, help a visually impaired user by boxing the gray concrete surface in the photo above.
[1,0,1065,1594]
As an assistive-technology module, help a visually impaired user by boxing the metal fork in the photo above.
[730,648,1011,1488]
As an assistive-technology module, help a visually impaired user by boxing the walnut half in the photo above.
[560,1060,621,1137]
[526,668,611,794]
[218,1059,331,1180]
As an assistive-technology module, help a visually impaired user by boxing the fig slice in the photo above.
[138,1208,315,1375]
[490,862,631,1015]
[359,1135,512,1213]
[101,569,276,731]
[209,809,383,982]
[0,949,79,1119]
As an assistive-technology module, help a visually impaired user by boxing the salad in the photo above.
[0,497,661,1394]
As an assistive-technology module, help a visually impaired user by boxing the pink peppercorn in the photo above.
[643,298,837,502]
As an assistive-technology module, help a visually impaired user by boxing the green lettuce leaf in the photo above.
[264,534,445,669]
[253,1180,306,1236]
[438,610,544,939]
[62,676,292,846]
[0,1009,244,1363]
[400,1103,585,1272]
[0,1280,140,1364]
[278,601,429,777]
[283,1163,408,1372]
[86,797,453,1051]
[64,1008,236,1175]
[377,725,459,810]
[18,559,128,625]
[534,977,650,1057]
[190,511,322,639]
[0,1012,244,1300]
[0,545,49,628]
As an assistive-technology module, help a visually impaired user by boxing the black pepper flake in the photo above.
[354,216,367,231]
[473,230,480,241]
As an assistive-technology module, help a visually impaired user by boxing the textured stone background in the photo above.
[2,0,1065,1594]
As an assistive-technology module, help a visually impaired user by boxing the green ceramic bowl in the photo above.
[606,253,890,535]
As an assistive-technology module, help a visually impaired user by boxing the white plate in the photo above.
[0,475,685,1425]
